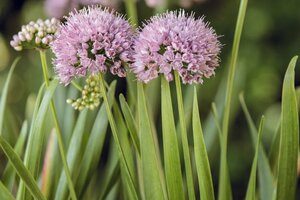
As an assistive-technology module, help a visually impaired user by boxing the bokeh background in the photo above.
[0,0,299,199]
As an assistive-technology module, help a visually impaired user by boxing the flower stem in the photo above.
[174,71,196,200]
[124,0,138,109]
[39,51,77,200]
[71,81,82,91]
[98,73,138,199]
[219,0,248,199]
[124,0,138,26]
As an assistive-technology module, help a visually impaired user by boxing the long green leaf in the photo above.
[55,109,88,200]
[40,128,56,198]
[75,81,116,196]
[193,87,215,200]
[119,94,140,156]
[18,80,58,200]
[114,101,137,200]
[16,85,45,200]
[138,82,166,200]
[219,0,248,199]
[24,80,58,175]
[0,57,20,134]
[161,77,184,200]
[276,56,299,200]
[0,181,15,200]
[97,139,121,200]
[211,103,232,200]
[174,71,196,200]
[239,94,274,200]
[2,121,28,191]
[245,116,264,200]
[99,74,139,200]
[268,123,280,174]
[0,135,46,200]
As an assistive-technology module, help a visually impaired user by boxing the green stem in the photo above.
[98,73,138,200]
[219,0,248,200]
[174,71,196,200]
[39,51,77,200]
[124,0,138,26]
[71,81,82,91]
[124,0,138,109]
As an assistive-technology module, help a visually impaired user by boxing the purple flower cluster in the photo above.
[51,6,134,84]
[132,10,221,84]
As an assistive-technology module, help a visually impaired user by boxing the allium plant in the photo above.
[10,17,77,200]
[51,6,134,85]
[1,1,299,200]
[132,10,221,84]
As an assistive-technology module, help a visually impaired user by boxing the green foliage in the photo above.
[161,77,184,200]
[0,57,20,134]
[219,0,248,199]
[193,88,215,200]
[137,83,166,199]
[245,116,264,200]
[0,135,45,200]
[240,94,274,200]
[0,181,15,200]
[0,1,299,200]
[119,94,140,155]
[276,56,299,200]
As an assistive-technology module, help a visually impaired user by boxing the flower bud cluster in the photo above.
[10,18,59,51]
[67,75,101,110]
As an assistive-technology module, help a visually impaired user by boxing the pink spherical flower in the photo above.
[132,10,221,84]
[51,6,134,85]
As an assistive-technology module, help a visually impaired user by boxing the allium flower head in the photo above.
[10,18,59,51]
[132,10,221,84]
[51,6,135,84]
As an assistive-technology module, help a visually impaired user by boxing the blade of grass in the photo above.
[219,0,248,199]
[268,124,280,174]
[2,108,19,144]
[192,87,215,200]
[0,135,46,200]
[75,81,116,196]
[119,94,140,156]
[114,101,137,200]
[17,80,58,200]
[124,0,138,108]
[16,85,44,200]
[54,109,88,200]
[39,50,77,200]
[0,57,20,135]
[99,74,139,200]
[211,103,232,200]
[2,121,28,191]
[161,76,184,200]
[276,56,299,200]
[62,86,78,146]
[137,82,166,200]
[0,181,15,200]
[40,128,56,198]
[239,93,274,200]
[97,139,121,200]
[174,71,196,200]
[245,116,265,200]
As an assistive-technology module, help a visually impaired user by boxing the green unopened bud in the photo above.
[67,74,102,111]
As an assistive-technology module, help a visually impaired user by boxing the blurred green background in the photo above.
[0,0,299,199]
